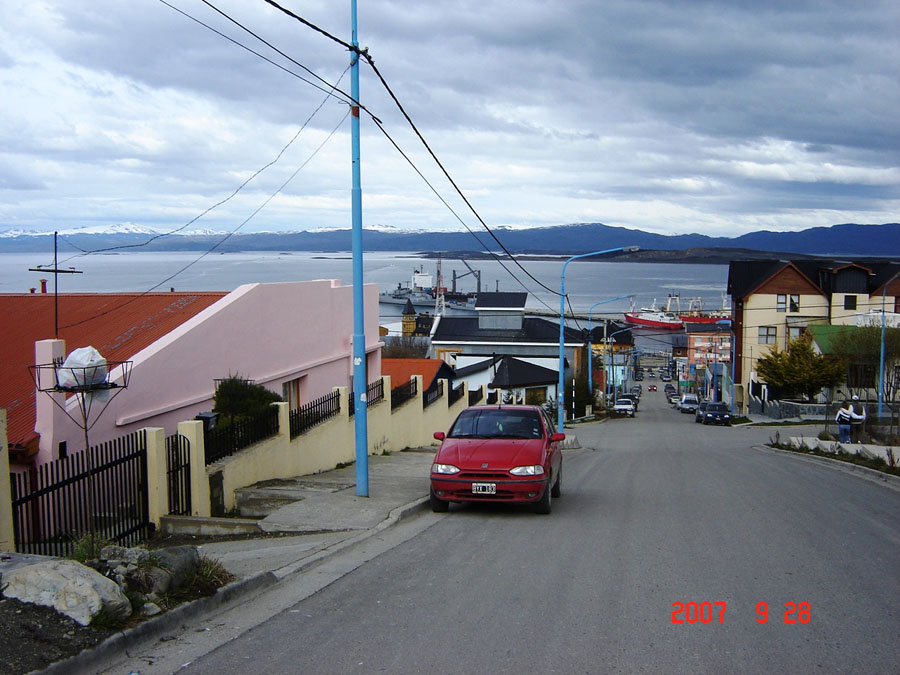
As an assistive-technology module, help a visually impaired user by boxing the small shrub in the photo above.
[89,608,122,630]
[818,430,834,441]
[68,534,114,563]
[187,556,234,597]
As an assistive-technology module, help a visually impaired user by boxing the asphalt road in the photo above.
[112,392,900,674]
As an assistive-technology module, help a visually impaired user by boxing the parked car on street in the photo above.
[618,393,639,411]
[699,402,732,425]
[694,400,709,422]
[430,405,564,514]
[613,399,636,417]
[668,393,680,405]
[679,393,700,414]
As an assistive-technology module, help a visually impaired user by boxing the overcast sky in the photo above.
[1,0,898,239]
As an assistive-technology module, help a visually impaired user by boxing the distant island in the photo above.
[1,222,896,259]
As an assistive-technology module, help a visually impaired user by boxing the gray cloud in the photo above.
[0,0,896,237]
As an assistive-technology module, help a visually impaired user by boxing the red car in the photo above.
[648,384,657,391]
[430,405,564,514]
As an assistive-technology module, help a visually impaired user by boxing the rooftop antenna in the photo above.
[28,232,83,337]
[30,347,133,548]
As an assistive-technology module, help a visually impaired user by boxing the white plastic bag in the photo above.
[56,346,108,389]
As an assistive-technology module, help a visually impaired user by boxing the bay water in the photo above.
[2,250,729,347]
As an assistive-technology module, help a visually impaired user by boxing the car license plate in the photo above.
[472,482,496,494]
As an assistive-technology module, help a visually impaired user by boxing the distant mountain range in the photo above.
[0,222,896,259]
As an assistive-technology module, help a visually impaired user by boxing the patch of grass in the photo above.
[174,556,235,599]
[766,438,900,477]
[67,534,114,563]
[88,608,122,630]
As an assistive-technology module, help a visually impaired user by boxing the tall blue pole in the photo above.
[877,272,898,419]
[557,247,637,430]
[587,295,632,398]
[350,0,368,496]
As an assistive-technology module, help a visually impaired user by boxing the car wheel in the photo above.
[551,465,562,498]
[430,487,449,513]
[702,418,709,425]
[534,484,552,515]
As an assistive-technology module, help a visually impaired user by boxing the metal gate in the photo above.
[166,433,192,515]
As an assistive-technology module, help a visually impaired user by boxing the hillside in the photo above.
[0,222,896,258]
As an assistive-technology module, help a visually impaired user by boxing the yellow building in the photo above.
[727,259,900,415]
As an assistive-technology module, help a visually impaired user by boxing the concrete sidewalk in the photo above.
[193,448,436,579]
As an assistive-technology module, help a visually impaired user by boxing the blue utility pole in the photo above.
[587,295,632,398]
[878,271,899,419]
[350,0,368,496]
[557,247,637,430]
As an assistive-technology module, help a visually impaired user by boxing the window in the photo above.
[844,295,857,310]
[758,326,777,344]
[788,326,804,341]
[777,294,800,312]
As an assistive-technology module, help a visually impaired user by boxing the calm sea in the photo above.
[1,250,729,328]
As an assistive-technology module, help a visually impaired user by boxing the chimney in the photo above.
[40,279,48,293]
[30,288,36,294]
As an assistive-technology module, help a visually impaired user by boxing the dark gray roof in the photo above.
[490,357,559,388]
[432,316,585,344]
[727,258,900,300]
[475,292,528,309]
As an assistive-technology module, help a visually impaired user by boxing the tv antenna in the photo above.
[28,231,83,337]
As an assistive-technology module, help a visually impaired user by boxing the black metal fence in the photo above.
[290,390,341,438]
[349,379,385,416]
[205,406,280,464]
[423,379,445,408]
[391,377,418,410]
[468,388,484,406]
[449,381,466,406]
[10,430,151,557]
[166,433,192,516]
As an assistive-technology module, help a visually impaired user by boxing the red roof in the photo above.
[380,358,446,390]
[1,291,226,450]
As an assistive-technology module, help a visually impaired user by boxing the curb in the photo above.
[750,444,900,493]
[45,494,431,675]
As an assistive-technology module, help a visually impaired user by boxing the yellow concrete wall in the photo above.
[198,376,466,512]
[0,410,14,551]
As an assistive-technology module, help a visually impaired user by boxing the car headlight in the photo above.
[510,465,545,476]
[432,463,460,474]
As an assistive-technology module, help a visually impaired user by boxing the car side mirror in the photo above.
[550,432,565,442]
[433,431,445,441]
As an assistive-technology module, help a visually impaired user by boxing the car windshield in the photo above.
[448,409,544,439]
[707,403,729,412]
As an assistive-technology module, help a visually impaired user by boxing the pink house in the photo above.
[6,280,381,467]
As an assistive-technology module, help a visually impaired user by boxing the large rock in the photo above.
[1,559,132,626]
[153,546,200,590]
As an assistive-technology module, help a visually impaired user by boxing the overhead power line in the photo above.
[257,0,563,298]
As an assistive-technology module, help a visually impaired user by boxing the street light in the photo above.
[878,270,900,419]
[558,247,639,429]
[587,295,633,400]
[605,326,635,404]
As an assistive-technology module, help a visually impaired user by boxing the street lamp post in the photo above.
[587,295,632,400]
[558,248,638,429]
[878,271,899,419]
